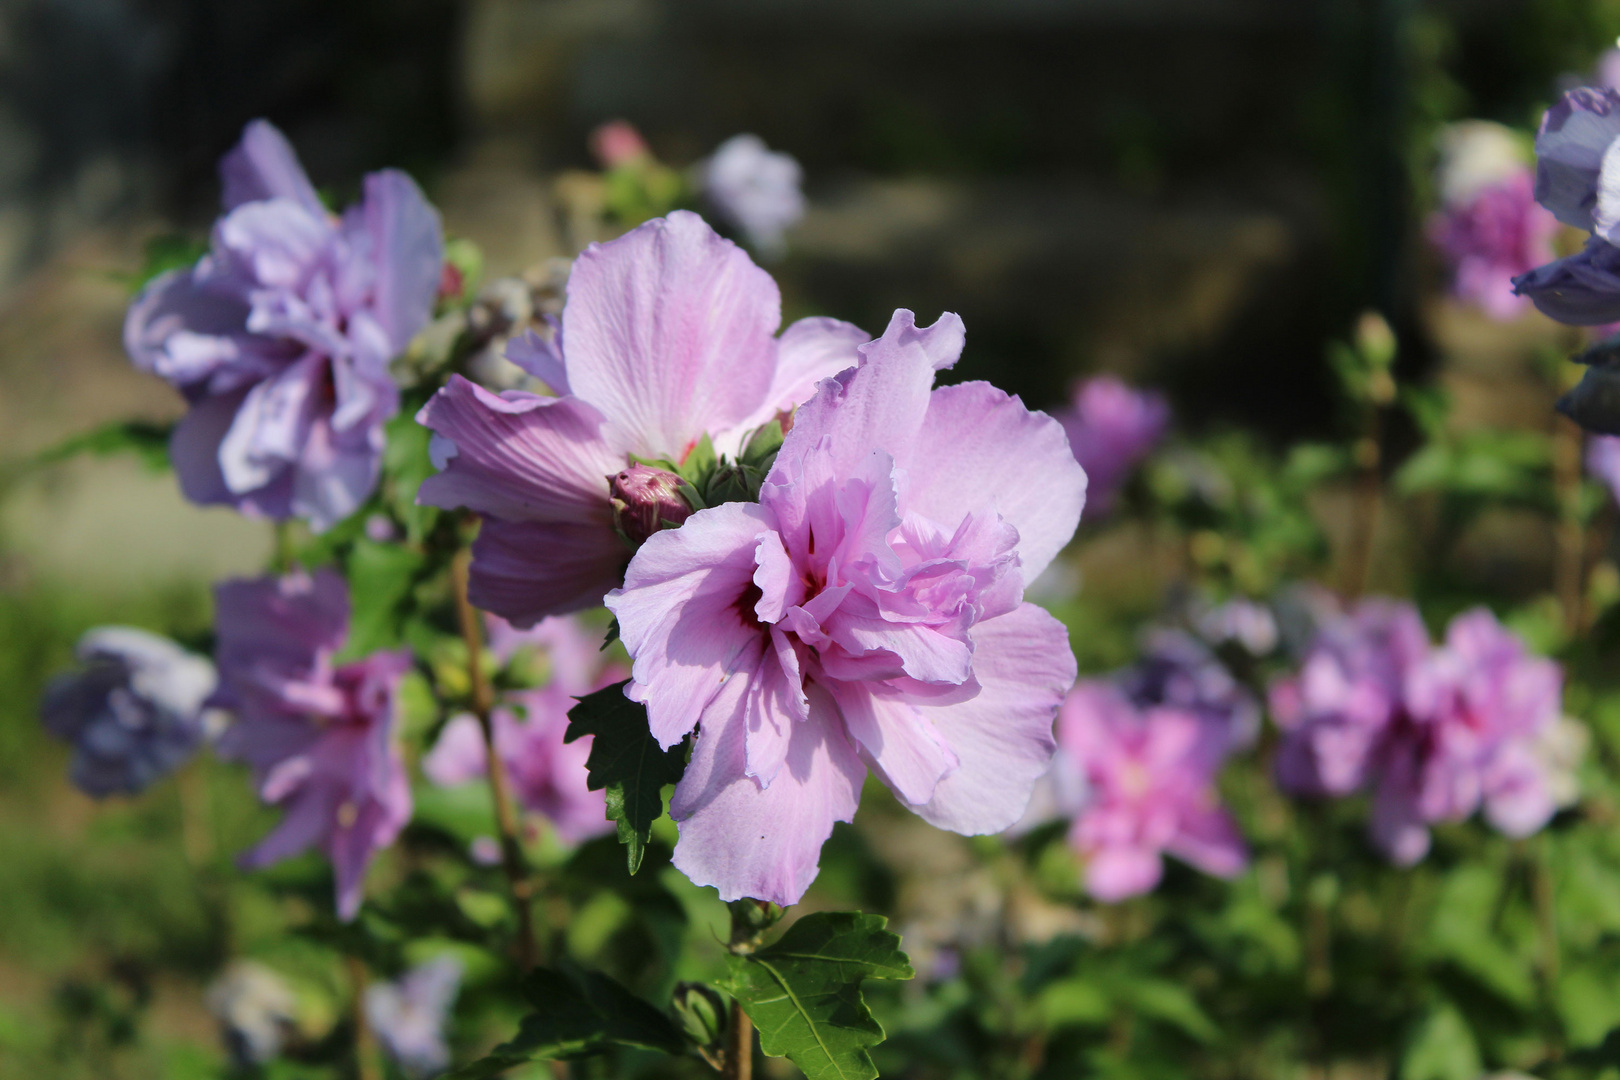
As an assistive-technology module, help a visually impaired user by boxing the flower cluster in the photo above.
[125,120,443,529]
[211,569,413,919]
[1272,599,1574,864]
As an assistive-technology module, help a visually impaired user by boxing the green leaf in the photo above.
[339,540,424,658]
[676,432,717,487]
[565,681,686,874]
[726,911,915,1080]
[446,967,684,1078]
[742,420,786,466]
[1119,978,1219,1043]
[1401,1002,1480,1080]
[133,234,208,290]
[33,420,173,472]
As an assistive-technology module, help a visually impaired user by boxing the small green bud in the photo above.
[672,981,728,1050]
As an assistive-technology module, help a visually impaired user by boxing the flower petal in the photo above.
[606,502,774,748]
[729,315,869,436]
[829,682,958,807]
[670,679,864,906]
[220,120,326,216]
[911,602,1072,834]
[416,375,624,523]
[908,380,1086,584]
[562,211,780,459]
[1165,803,1248,878]
[467,519,631,627]
[353,169,444,355]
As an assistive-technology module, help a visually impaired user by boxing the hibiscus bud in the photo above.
[610,464,692,544]
[672,981,728,1051]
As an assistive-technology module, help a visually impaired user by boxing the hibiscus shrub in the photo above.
[24,104,1620,1080]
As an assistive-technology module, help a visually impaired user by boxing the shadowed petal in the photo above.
[416,376,624,522]
[467,519,631,627]
[353,170,444,354]
[829,682,958,807]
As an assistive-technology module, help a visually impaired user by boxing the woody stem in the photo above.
[452,548,538,970]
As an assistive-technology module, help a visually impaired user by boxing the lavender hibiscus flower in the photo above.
[125,120,443,529]
[422,615,623,844]
[700,134,806,254]
[365,956,462,1078]
[1056,681,1247,901]
[41,627,217,797]
[1055,375,1168,517]
[1274,600,1571,864]
[416,211,868,625]
[212,569,413,919]
[604,309,1085,905]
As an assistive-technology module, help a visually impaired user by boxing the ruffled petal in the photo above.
[220,119,325,216]
[467,519,631,627]
[911,602,1072,835]
[908,381,1086,584]
[416,375,624,523]
[124,268,258,388]
[670,679,865,906]
[562,211,781,459]
[605,502,774,748]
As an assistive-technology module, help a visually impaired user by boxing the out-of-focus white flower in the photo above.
[207,960,298,1066]
[1436,121,1528,207]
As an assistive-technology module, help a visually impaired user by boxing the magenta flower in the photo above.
[422,615,624,844]
[1056,376,1168,517]
[1427,170,1556,320]
[700,134,806,254]
[212,569,413,919]
[590,120,651,168]
[604,309,1085,905]
[1274,601,1568,865]
[416,211,868,625]
[365,956,462,1078]
[125,120,443,530]
[1057,681,1246,902]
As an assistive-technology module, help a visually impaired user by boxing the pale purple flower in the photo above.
[1599,48,1620,93]
[41,627,217,797]
[416,211,867,625]
[1271,598,1430,800]
[365,956,462,1078]
[605,309,1086,905]
[125,120,443,530]
[1533,88,1620,237]
[1428,170,1556,320]
[1057,681,1247,902]
[421,615,623,844]
[1122,629,1261,751]
[212,570,413,920]
[1274,601,1567,864]
[207,960,298,1066]
[1587,433,1620,502]
[700,135,806,253]
[1056,376,1168,517]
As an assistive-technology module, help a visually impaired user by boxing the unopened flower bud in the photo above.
[610,464,692,545]
[672,981,728,1050]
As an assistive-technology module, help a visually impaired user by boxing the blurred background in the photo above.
[1,0,1617,1075]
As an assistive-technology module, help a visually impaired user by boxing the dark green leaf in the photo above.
[726,911,914,1080]
[675,433,717,487]
[133,234,208,290]
[565,681,686,874]
[742,420,785,465]
[447,967,684,1078]
[33,421,172,472]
